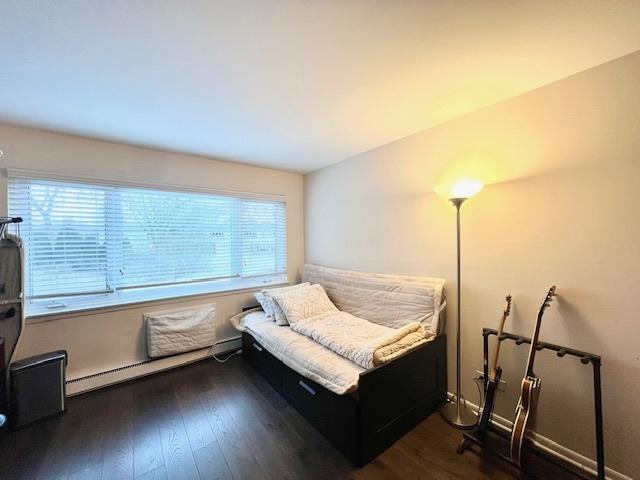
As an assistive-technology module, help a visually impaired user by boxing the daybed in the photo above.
[231,264,448,466]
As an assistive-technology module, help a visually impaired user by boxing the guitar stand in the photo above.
[457,328,605,480]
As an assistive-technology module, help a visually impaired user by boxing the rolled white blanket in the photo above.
[289,310,431,369]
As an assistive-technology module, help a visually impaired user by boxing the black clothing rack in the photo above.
[458,328,605,480]
[0,217,22,238]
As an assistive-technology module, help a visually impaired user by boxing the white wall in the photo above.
[305,51,640,477]
[0,124,304,380]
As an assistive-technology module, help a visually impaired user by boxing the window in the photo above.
[8,176,287,316]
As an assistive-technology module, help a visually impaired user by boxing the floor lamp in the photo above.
[435,178,483,429]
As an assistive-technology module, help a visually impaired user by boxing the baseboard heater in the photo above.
[66,337,241,396]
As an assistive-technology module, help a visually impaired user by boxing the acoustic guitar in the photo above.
[476,294,512,440]
[510,285,557,466]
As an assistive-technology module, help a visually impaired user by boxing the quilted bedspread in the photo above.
[231,309,364,394]
[289,310,431,369]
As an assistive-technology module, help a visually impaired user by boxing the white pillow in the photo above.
[272,284,338,325]
[256,282,311,324]
[253,292,271,315]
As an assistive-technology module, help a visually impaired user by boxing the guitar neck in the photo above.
[525,287,555,378]
[490,313,508,381]
[524,316,542,378]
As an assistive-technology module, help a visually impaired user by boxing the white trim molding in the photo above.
[446,394,631,480]
[66,337,241,396]
[4,167,288,202]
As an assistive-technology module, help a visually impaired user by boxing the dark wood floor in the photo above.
[0,356,586,480]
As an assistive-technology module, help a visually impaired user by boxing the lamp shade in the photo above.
[434,178,483,200]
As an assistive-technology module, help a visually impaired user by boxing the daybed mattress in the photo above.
[235,310,365,394]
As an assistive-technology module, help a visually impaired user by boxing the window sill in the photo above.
[25,273,288,324]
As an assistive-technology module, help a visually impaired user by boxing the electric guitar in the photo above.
[510,285,557,466]
[476,294,512,440]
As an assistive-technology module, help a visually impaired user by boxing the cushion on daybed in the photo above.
[271,283,338,323]
[255,282,310,325]
[302,264,446,335]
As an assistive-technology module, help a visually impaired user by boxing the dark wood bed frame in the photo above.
[242,330,447,466]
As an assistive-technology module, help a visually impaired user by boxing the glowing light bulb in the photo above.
[434,178,484,200]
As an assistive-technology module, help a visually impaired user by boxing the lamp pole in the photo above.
[440,197,478,429]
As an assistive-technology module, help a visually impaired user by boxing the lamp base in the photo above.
[440,401,478,429]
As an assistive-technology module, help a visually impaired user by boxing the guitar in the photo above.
[510,285,557,466]
[476,294,512,440]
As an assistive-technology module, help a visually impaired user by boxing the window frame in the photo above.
[7,168,289,319]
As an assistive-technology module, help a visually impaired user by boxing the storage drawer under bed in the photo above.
[242,333,282,390]
[281,363,358,463]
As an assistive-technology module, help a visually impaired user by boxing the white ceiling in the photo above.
[1,1,640,173]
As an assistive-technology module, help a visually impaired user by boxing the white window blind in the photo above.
[8,177,287,314]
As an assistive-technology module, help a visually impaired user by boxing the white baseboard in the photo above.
[66,337,241,396]
[447,393,630,480]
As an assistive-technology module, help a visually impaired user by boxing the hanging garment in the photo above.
[0,234,25,417]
